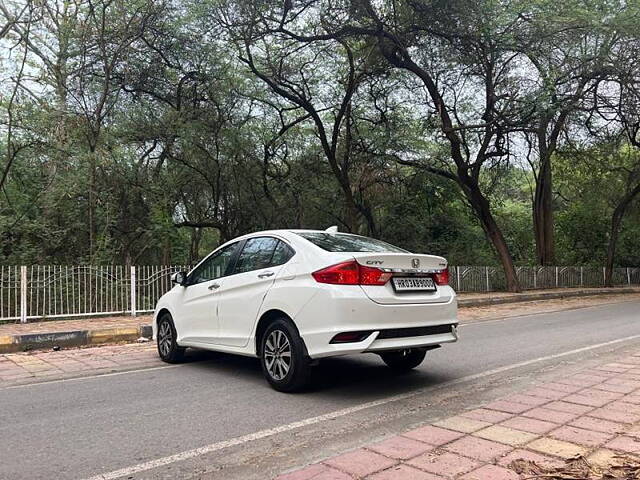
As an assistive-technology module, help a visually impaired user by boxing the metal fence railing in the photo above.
[448,266,639,293]
[0,265,638,323]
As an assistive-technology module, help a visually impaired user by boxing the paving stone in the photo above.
[523,386,570,400]
[592,382,638,394]
[500,416,558,434]
[625,425,640,438]
[569,416,625,435]
[473,425,538,446]
[483,400,531,414]
[605,435,640,455]
[368,435,434,460]
[445,435,513,462]
[604,401,640,415]
[407,451,481,477]
[402,425,465,446]
[460,409,513,423]
[433,417,491,434]
[323,449,397,477]
[276,464,352,480]
[596,364,632,373]
[500,394,549,407]
[367,465,444,480]
[460,464,519,480]
[523,407,579,424]
[549,425,613,447]
[535,382,583,394]
[563,389,622,407]
[556,376,602,387]
[622,395,640,405]
[544,401,593,415]
[588,408,640,424]
[527,438,588,459]
[498,448,564,469]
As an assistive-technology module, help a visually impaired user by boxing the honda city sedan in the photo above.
[153,228,458,391]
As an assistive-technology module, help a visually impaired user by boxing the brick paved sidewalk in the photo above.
[276,352,640,480]
[0,343,160,383]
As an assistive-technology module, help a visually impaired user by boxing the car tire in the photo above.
[260,318,311,392]
[157,313,186,363]
[380,348,426,371]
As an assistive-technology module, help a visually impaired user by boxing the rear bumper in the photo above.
[295,286,458,359]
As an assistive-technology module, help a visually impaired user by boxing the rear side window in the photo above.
[296,232,407,253]
[234,237,279,273]
[271,240,295,266]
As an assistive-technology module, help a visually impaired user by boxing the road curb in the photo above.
[0,288,637,353]
[458,287,640,307]
[0,325,151,354]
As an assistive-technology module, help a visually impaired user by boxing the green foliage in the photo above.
[0,0,639,270]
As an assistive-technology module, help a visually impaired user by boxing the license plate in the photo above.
[392,277,436,292]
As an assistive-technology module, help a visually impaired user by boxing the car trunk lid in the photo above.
[351,253,452,305]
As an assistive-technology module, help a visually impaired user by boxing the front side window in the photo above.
[189,242,239,284]
[296,232,407,253]
[234,237,279,274]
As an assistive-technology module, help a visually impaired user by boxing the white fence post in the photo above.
[555,266,559,288]
[580,267,584,287]
[20,265,27,323]
[628,267,632,286]
[130,266,137,317]
[533,268,537,289]
[485,266,490,292]
[603,267,606,286]
[456,266,461,292]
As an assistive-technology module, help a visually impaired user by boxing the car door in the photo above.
[216,237,294,347]
[177,242,240,344]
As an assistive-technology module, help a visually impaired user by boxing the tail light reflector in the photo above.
[312,260,391,285]
[433,268,449,285]
[330,331,373,343]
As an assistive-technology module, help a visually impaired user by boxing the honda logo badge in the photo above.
[412,258,420,269]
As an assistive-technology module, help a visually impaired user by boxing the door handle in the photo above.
[208,283,220,290]
[257,271,275,278]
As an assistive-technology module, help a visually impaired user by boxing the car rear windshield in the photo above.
[296,232,408,253]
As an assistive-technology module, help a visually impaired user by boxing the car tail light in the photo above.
[433,268,449,285]
[312,260,391,285]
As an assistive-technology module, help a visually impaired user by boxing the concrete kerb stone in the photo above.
[0,326,151,353]
[457,287,640,308]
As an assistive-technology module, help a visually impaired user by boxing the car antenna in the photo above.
[325,225,338,234]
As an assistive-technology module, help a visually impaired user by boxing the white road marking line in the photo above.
[82,333,640,480]
[4,364,183,390]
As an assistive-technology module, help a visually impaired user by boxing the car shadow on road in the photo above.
[180,348,452,398]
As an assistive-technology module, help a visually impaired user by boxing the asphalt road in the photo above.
[1,300,640,480]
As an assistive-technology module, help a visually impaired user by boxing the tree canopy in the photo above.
[1,0,640,291]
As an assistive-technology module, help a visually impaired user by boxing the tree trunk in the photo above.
[605,184,640,287]
[533,152,554,265]
[189,228,202,264]
[463,178,521,292]
[88,149,97,260]
[604,207,624,287]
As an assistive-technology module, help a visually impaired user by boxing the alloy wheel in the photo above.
[158,321,173,357]
[264,330,292,380]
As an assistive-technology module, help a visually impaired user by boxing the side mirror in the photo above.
[171,271,187,286]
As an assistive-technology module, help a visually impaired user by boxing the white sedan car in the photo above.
[153,229,458,391]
